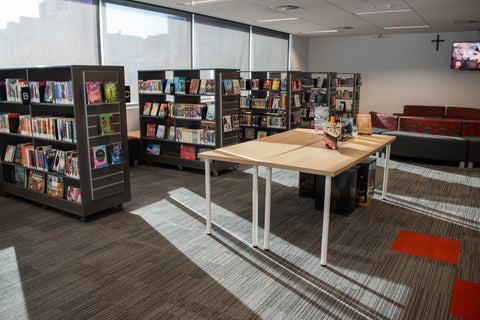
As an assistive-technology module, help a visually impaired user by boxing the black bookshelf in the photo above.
[137,68,240,174]
[0,66,131,220]
[335,73,361,120]
[239,70,302,141]
[300,72,338,129]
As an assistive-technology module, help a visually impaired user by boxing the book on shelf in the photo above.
[29,81,46,103]
[98,113,115,135]
[66,186,82,203]
[205,103,215,121]
[204,80,215,95]
[356,114,372,135]
[158,103,169,117]
[251,79,260,90]
[110,143,124,164]
[244,127,255,140]
[28,171,45,193]
[4,145,16,162]
[174,77,187,94]
[103,81,118,103]
[223,80,234,95]
[180,144,196,160]
[189,79,200,94]
[257,130,267,139]
[263,79,271,90]
[223,115,233,133]
[232,114,240,130]
[85,81,103,104]
[146,143,161,155]
[91,145,108,168]
[294,94,301,107]
[167,126,176,141]
[150,102,160,116]
[232,79,241,94]
[146,123,156,137]
[271,79,280,91]
[198,80,207,95]
[46,174,63,198]
[156,125,166,139]
[143,102,152,115]
[15,166,26,187]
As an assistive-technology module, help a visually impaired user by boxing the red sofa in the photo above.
[370,105,480,167]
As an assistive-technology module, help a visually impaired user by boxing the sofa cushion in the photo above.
[461,120,480,136]
[398,116,462,136]
[446,106,480,120]
[404,105,445,117]
[370,112,399,130]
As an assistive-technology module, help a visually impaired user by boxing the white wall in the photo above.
[290,35,309,71]
[309,31,480,115]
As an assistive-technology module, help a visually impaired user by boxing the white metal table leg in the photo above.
[252,165,258,247]
[264,167,272,250]
[382,144,391,199]
[205,159,211,235]
[320,176,332,266]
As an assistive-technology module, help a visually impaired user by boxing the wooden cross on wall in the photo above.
[431,34,445,51]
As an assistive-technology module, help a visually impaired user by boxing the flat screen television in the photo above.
[451,42,480,70]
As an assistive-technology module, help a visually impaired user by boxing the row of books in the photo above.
[304,88,328,104]
[142,102,215,121]
[239,114,286,129]
[31,80,73,104]
[1,78,27,102]
[145,123,216,146]
[91,143,124,169]
[4,143,79,178]
[18,115,77,143]
[336,90,353,99]
[145,144,197,160]
[240,94,302,109]
[85,81,118,104]
[138,78,216,95]
[222,114,239,133]
[250,78,302,91]
[337,78,357,86]
[13,167,81,203]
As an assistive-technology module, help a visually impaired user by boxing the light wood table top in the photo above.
[198,128,395,176]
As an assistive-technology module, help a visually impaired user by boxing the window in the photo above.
[251,27,289,71]
[194,15,249,70]
[0,0,98,67]
[101,0,191,102]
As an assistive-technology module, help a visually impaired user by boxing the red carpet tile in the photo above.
[450,279,480,319]
[390,230,461,264]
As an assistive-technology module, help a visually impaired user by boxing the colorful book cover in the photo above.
[189,79,200,94]
[146,123,156,137]
[15,166,26,187]
[340,117,354,136]
[156,125,166,139]
[151,144,161,155]
[150,103,160,116]
[66,186,82,203]
[223,80,234,95]
[85,81,102,104]
[110,143,124,164]
[180,144,196,160]
[103,81,118,102]
[4,145,16,162]
[91,145,108,168]
[356,114,372,135]
[47,174,63,198]
[143,102,152,115]
[28,171,45,193]
[99,113,114,135]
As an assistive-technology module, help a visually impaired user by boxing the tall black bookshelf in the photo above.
[300,72,337,129]
[239,70,303,141]
[137,68,240,174]
[0,65,131,220]
[335,73,361,120]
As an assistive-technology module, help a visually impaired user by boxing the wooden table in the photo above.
[198,128,396,265]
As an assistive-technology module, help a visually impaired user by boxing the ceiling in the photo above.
[133,0,480,38]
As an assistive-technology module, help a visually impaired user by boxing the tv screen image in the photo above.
[451,42,480,70]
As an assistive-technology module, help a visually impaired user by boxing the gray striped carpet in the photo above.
[0,157,479,319]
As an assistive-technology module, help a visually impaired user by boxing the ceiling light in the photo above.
[383,25,429,29]
[256,17,299,23]
[274,5,300,11]
[300,30,338,34]
[182,0,220,5]
[356,9,412,15]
